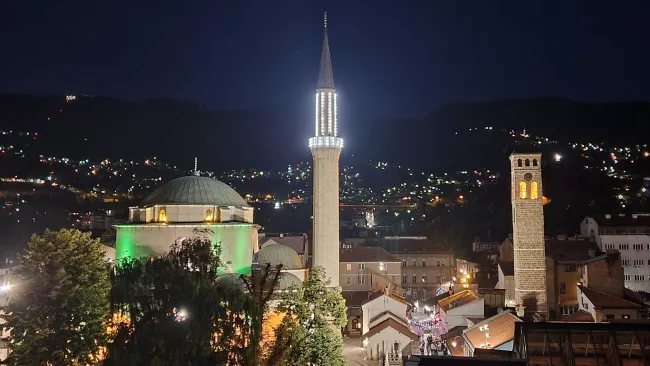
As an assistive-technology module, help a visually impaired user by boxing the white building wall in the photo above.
[364,326,414,360]
[361,295,407,335]
[443,298,485,328]
[598,235,650,292]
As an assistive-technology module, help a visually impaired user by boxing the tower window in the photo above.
[158,206,167,222]
[531,181,539,199]
[519,182,527,199]
[533,158,538,166]
[525,159,530,166]
[517,159,522,167]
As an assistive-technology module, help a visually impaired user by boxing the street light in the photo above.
[0,284,12,292]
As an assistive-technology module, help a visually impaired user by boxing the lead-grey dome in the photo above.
[256,244,303,270]
[141,176,248,207]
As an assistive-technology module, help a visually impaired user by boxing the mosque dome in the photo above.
[277,272,302,291]
[141,176,248,207]
[256,244,303,270]
[216,273,247,291]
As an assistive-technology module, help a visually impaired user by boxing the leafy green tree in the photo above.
[270,266,347,366]
[1,229,111,365]
[106,231,262,366]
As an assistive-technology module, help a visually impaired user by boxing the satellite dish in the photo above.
[497,307,504,314]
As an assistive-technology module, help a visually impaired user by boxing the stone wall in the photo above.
[585,250,624,298]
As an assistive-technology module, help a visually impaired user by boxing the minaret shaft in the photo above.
[309,13,342,287]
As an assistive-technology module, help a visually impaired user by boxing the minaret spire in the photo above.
[193,157,200,176]
[317,12,334,89]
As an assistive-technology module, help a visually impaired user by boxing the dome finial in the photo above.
[324,11,327,28]
[193,157,199,176]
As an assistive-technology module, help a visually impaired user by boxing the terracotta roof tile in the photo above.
[545,239,601,262]
[362,318,419,341]
[463,311,521,350]
[438,290,481,312]
[578,285,642,309]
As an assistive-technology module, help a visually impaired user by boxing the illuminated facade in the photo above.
[115,175,259,274]
[310,13,342,287]
[510,152,547,317]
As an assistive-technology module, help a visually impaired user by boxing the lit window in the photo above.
[531,182,538,199]
[205,209,213,222]
[519,182,527,199]
[158,207,167,222]
[346,263,351,271]
[379,262,386,271]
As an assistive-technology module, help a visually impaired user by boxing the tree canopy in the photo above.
[1,229,111,366]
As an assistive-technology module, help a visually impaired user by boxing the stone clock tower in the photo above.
[510,150,547,317]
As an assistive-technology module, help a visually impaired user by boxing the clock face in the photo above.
[524,173,533,181]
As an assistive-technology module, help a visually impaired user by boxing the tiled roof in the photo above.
[578,285,642,309]
[554,310,595,322]
[369,310,406,326]
[438,290,481,312]
[340,247,401,263]
[499,261,514,276]
[259,235,307,255]
[362,318,419,341]
[545,239,601,262]
[342,290,381,308]
[463,311,521,350]
[467,317,486,325]
[370,237,453,253]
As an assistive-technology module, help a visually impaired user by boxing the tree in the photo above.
[1,229,111,365]
[269,266,347,366]
[106,231,262,366]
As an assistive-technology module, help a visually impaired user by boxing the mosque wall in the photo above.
[115,223,257,274]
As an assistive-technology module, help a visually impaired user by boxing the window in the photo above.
[525,159,530,167]
[346,264,351,271]
[635,274,645,281]
[560,283,566,294]
[436,275,441,283]
[605,244,615,250]
[357,276,365,285]
[436,260,441,267]
[634,259,644,266]
[402,260,407,267]
[633,244,643,250]
[619,244,629,250]
[346,276,351,285]
[441,260,446,266]
[606,314,615,320]
[158,206,167,222]
[517,159,522,167]
[622,259,630,266]
[519,182,527,199]
[622,315,631,319]
[624,274,631,281]
[352,319,359,329]
[412,275,417,283]
[560,304,578,315]
[533,158,538,166]
[421,259,427,267]
[422,275,427,283]
[379,262,386,271]
[402,275,407,283]
[411,259,416,267]
[357,263,365,270]
[564,264,577,272]
[205,209,213,221]
[531,181,539,199]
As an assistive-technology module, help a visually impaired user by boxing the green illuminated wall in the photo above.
[114,224,255,275]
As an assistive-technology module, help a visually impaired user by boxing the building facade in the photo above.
[580,215,650,292]
[339,247,402,293]
[510,151,547,316]
[310,13,343,287]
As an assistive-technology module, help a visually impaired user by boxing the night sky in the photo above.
[1,0,649,123]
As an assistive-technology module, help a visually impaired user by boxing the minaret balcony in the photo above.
[309,136,343,149]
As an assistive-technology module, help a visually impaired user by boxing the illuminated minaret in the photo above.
[309,12,343,287]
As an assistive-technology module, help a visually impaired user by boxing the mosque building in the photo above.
[114,167,259,275]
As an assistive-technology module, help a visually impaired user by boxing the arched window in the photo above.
[517,159,522,167]
[531,181,539,199]
[533,158,538,166]
[158,206,167,222]
[205,209,213,222]
[525,159,530,167]
[519,182,527,199]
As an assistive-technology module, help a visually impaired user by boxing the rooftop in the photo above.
[578,285,642,309]
[553,310,595,322]
[590,214,650,228]
[141,175,248,207]
[369,237,453,254]
[545,238,602,262]
[259,235,307,255]
[464,311,521,350]
[340,247,401,263]
[362,318,418,341]
[438,290,481,312]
